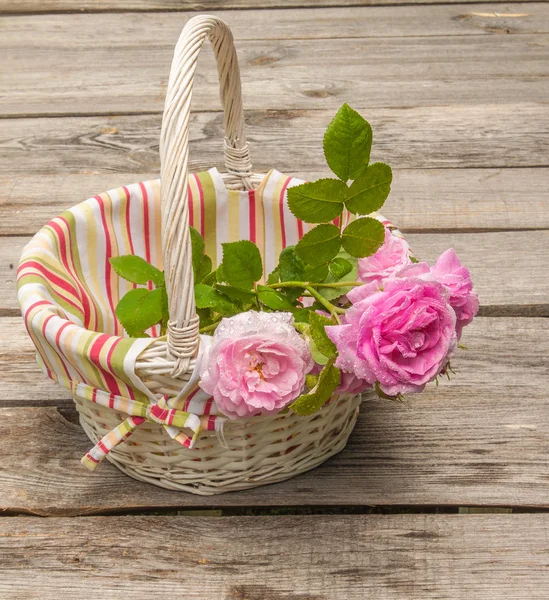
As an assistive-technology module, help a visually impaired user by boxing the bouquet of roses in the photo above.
[110,104,478,420]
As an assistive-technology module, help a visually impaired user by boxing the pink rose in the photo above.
[337,371,372,395]
[430,249,479,339]
[199,311,313,419]
[397,250,479,339]
[326,278,457,396]
[358,227,412,284]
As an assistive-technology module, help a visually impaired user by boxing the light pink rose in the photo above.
[199,311,313,419]
[358,227,412,284]
[326,278,457,396]
[397,250,478,339]
[337,371,372,395]
[430,249,479,339]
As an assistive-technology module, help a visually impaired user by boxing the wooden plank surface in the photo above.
[1,106,547,178]
[3,0,545,14]
[2,23,548,116]
[3,230,549,315]
[0,514,548,599]
[4,5,549,42]
[3,167,549,235]
[1,316,547,514]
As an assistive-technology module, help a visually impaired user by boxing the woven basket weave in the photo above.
[22,15,369,495]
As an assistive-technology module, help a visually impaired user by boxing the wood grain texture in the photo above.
[2,20,548,116]
[4,5,548,42]
[1,317,548,513]
[1,106,547,180]
[3,230,548,314]
[0,514,548,599]
[2,168,548,235]
[3,0,545,14]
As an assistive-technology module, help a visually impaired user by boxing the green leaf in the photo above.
[287,179,347,224]
[293,308,312,323]
[345,162,392,215]
[160,285,169,335]
[202,270,217,286]
[214,284,256,304]
[280,286,304,304]
[115,287,163,337]
[194,284,238,315]
[197,307,214,328]
[305,374,319,389]
[216,264,227,284]
[290,361,341,415]
[329,257,353,279]
[189,226,205,278]
[316,251,358,302]
[267,266,280,285]
[295,224,341,266]
[278,246,305,282]
[221,240,263,290]
[256,285,296,311]
[303,263,329,283]
[310,340,329,365]
[110,255,164,287]
[309,311,337,359]
[323,103,372,182]
[195,254,213,284]
[341,217,385,258]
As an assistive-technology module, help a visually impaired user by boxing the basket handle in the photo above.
[159,15,251,376]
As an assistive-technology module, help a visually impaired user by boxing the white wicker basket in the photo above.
[29,15,369,495]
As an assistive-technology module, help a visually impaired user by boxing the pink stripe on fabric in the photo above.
[51,218,93,327]
[188,182,194,228]
[297,219,304,240]
[20,261,81,313]
[249,190,256,244]
[95,196,118,334]
[122,186,135,257]
[42,314,73,382]
[89,334,122,396]
[183,387,199,411]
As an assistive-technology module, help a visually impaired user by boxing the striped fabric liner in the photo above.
[16,169,317,467]
[18,168,395,467]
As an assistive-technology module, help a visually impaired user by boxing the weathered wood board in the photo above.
[2,106,547,178]
[3,0,547,13]
[4,5,549,42]
[2,24,548,116]
[0,514,548,599]
[1,317,547,514]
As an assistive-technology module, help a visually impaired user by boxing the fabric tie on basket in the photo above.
[77,384,216,470]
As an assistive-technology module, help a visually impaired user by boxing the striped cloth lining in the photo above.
[18,167,393,467]
[16,169,331,467]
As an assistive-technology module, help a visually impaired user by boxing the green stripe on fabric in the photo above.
[110,337,150,402]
